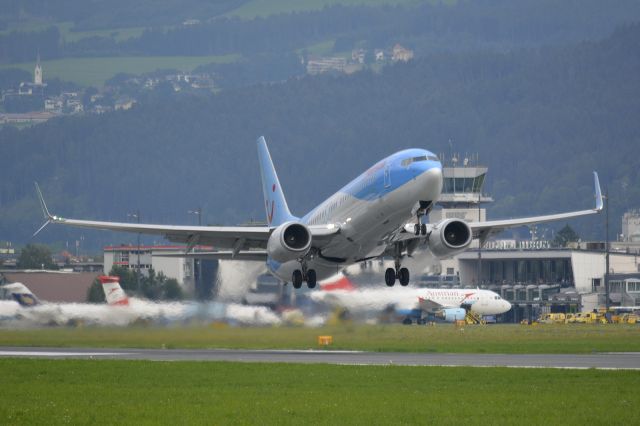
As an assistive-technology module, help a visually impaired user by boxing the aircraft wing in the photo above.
[34,184,338,252]
[392,172,603,245]
[155,251,269,261]
[470,172,603,243]
[417,297,444,313]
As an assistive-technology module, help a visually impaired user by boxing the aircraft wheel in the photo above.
[414,224,420,236]
[292,270,303,289]
[402,317,412,325]
[384,268,396,287]
[306,269,317,289]
[399,267,410,286]
[421,223,427,235]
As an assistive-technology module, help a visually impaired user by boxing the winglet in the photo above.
[34,182,53,220]
[32,182,54,238]
[593,172,603,211]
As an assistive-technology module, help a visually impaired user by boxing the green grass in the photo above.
[299,39,338,56]
[0,55,240,87]
[228,0,431,19]
[0,359,638,425]
[0,21,145,42]
[57,22,147,43]
[0,324,639,353]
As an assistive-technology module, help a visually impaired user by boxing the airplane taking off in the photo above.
[35,137,603,289]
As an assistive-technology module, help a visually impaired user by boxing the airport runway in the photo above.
[1,347,639,369]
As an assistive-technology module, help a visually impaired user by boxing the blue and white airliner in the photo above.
[35,136,603,289]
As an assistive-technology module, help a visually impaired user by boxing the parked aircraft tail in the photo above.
[99,276,129,306]
[0,282,40,307]
[256,136,296,227]
[320,274,357,292]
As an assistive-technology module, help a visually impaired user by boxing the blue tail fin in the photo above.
[256,136,295,227]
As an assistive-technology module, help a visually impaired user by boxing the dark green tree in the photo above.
[162,278,183,301]
[553,224,580,247]
[141,268,162,300]
[108,265,138,293]
[86,278,106,303]
[17,243,57,269]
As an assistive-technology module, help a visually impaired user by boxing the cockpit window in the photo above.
[401,155,439,167]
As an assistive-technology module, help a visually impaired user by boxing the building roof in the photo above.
[104,245,213,251]
[2,271,100,303]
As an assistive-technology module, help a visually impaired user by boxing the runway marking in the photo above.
[247,349,364,354]
[336,363,640,370]
[0,350,126,357]
[0,348,638,370]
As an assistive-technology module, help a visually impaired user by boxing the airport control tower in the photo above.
[430,153,493,225]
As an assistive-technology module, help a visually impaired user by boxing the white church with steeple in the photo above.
[18,52,46,95]
[34,52,43,86]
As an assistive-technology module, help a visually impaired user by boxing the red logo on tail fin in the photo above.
[266,200,275,224]
[321,275,356,292]
[99,275,120,284]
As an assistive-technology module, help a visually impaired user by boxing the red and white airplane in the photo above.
[311,274,511,323]
[98,275,281,326]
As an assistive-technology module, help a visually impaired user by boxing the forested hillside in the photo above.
[2,1,640,64]
[1,24,639,249]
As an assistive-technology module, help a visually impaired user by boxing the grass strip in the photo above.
[0,324,639,353]
[0,358,638,425]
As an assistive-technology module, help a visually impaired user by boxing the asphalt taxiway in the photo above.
[1,347,639,369]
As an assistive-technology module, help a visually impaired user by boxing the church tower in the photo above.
[34,52,43,86]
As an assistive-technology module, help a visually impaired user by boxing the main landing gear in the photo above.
[385,243,410,287]
[292,268,316,289]
[385,267,410,287]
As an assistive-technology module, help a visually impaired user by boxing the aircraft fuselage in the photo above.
[267,149,443,282]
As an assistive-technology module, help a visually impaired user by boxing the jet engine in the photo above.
[266,221,312,263]
[437,308,466,322]
[427,219,473,258]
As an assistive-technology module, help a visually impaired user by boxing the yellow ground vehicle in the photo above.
[538,313,566,324]
[572,312,608,324]
[616,313,638,324]
[564,313,577,323]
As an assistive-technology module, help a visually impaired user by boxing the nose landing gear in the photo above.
[414,201,432,236]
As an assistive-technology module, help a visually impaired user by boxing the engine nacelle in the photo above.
[428,219,473,258]
[267,221,312,263]
[437,308,466,322]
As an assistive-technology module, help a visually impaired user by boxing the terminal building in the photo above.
[425,156,640,321]
[104,245,195,287]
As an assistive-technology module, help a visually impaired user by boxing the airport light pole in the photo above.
[188,207,203,295]
[604,191,610,310]
[127,210,141,294]
[188,207,202,226]
[477,190,482,286]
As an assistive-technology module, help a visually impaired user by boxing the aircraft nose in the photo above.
[503,300,512,313]
[417,161,443,200]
